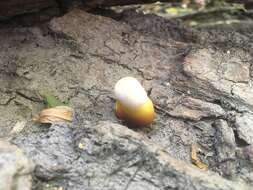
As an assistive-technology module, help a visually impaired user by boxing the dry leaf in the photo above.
[191,144,208,171]
[33,106,74,124]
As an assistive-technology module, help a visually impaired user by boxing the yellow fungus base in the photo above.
[115,98,155,126]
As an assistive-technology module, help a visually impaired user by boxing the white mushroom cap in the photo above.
[114,77,149,109]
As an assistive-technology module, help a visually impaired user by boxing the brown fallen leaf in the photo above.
[33,106,74,124]
[191,143,208,171]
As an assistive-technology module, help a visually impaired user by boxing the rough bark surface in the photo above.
[0,140,34,190]
[1,7,253,190]
[12,121,250,190]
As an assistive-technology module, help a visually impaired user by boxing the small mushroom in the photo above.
[114,77,155,126]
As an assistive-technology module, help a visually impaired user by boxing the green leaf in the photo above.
[44,94,67,108]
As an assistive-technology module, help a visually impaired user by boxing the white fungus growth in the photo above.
[114,77,149,109]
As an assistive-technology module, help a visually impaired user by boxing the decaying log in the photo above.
[1,0,253,21]
[0,0,59,18]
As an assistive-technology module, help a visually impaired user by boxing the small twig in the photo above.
[154,104,172,116]
[123,161,143,190]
